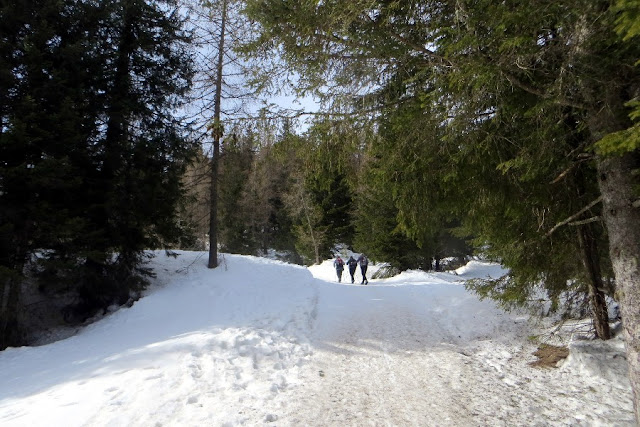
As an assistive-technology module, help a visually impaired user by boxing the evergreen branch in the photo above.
[546,196,603,236]
[502,71,589,111]
[568,217,601,227]
[363,14,454,69]
[550,157,592,184]
[221,97,404,124]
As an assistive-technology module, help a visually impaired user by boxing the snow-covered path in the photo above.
[0,252,634,426]
[282,282,487,426]
[290,261,634,426]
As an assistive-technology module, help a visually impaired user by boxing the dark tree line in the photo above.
[209,116,469,269]
[0,0,196,349]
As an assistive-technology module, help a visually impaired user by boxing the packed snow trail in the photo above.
[0,252,633,426]
[283,281,488,426]
[286,260,634,426]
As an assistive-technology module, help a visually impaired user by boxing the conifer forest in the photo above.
[1,0,639,420]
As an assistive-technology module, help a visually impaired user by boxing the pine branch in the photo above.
[550,157,593,184]
[502,71,589,111]
[363,14,454,69]
[546,196,603,236]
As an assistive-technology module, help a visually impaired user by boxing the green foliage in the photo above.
[218,133,257,254]
[214,123,305,262]
[352,68,473,269]
[0,0,196,342]
[252,143,299,257]
[241,0,632,323]
[614,0,640,41]
[594,99,640,161]
[596,125,640,156]
[438,1,624,317]
[274,120,358,263]
[354,152,434,271]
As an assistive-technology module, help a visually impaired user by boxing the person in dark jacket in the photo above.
[334,256,345,282]
[357,254,369,284]
[346,256,358,284]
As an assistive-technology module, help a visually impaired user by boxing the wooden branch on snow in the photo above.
[545,196,603,236]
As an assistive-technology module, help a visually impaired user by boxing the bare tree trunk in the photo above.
[1,228,28,349]
[208,141,219,268]
[0,277,12,348]
[576,225,611,340]
[0,276,21,350]
[596,151,640,418]
[208,0,228,269]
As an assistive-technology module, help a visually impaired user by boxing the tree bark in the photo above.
[0,225,28,349]
[208,0,228,269]
[208,146,219,268]
[576,225,610,340]
[0,276,21,350]
[596,151,640,418]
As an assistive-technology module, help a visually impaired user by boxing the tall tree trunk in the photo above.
[573,168,611,340]
[103,2,135,258]
[596,151,640,418]
[0,273,22,350]
[208,0,228,269]
[576,225,611,340]
[0,225,29,349]
[587,88,640,418]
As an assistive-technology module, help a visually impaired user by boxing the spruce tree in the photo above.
[0,0,103,346]
[355,153,433,272]
[301,120,357,259]
[218,132,256,254]
[78,0,196,310]
[0,0,195,345]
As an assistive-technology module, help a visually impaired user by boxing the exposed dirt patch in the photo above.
[530,344,570,368]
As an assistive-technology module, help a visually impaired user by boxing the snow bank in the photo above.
[563,336,630,386]
[0,252,633,426]
[0,252,319,426]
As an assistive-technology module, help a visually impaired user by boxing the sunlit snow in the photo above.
[0,252,633,426]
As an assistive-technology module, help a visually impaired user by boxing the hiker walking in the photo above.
[346,256,358,284]
[334,256,345,282]
[357,254,369,285]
